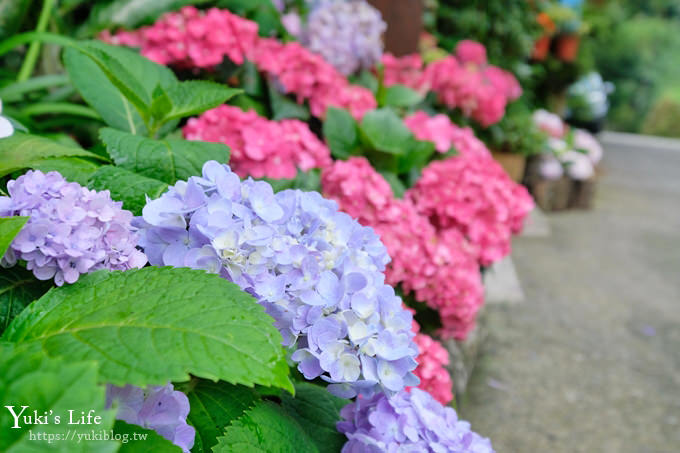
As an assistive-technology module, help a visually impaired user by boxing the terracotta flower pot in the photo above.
[532,35,551,61]
[555,34,580,62]
[491,151,527,183]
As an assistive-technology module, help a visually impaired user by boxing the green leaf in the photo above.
[182,379,258,453]
[381,84,424,108]
[0,343,117,453]
[0,216,28,260]
[63,41,177,135]
[263,169,321,193]
[351,70,378,95]
[359,108,413,155]
[240,60,265,98]
[280,383,347,453]
[322,107,359,159]
[151,81,242,124]
[32,157,102,185]
[99,128,229,185]
[0,133,107,178]
[2,267,292,392]
[114,421,181,453]
[229,94,269,117]
[378,171,406,198]
[213,401,318,453]
[267,82,309,121]
[0,266,51,336]
[88,166,168,215]
[397,138,436,175]
[0,0,33,40]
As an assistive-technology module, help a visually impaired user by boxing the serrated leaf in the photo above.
[360,108,413,155]
[0,216,28,259]
[322,107,359,159]
[63,42,177,135]
[99,128,229,185]
[88,165,168,215]
[0,343,117,453]
[0,266,51,336]
[114,421,181,453]
[381,84,424,108]
[0,133,107,178]
[32,157,102,185]
[183,380,259,453]
[213,401,318,453]
[151,81,242,124]
[280,383,347,452]
[267,83,309,121]
[2,267,292,392]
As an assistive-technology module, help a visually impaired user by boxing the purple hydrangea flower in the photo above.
[106,384,195,452]
[301,0,386,75]
[0,170,147,285]
[134,161,419,398]
[337,388,495,452]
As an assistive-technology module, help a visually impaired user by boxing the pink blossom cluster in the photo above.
[412,331,454,405]
[381,41,521,126]
[100,6,258,68]
[404,111,490,157]
[407,155,534,266]
[321,157,485,340]
[183,105,331,179]
[102,6,376,119]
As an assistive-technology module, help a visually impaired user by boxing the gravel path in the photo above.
[461,140,680,452]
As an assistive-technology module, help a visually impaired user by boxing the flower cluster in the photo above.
[412,327,453,405]
[100,6,259,68]
[107,384,194,452]
[183,105,331,179]
[381,42,522,126]
[337,387,495,452]
[404,110,491,157]
[407,155,534,266]
[533,109,566,139]
[135,161,419,398]
[321,158,485,340]
[104,6,377,120]
[301,0,386,75]
[0,170,147,286]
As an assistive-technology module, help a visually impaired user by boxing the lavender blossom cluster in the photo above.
[0,170,147,286]
[338,388,495,452]
[135,161,419,398]
[302,0,386,75]
[107,384,195,452]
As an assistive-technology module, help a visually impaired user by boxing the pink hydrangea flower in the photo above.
[321,157,485,340]
[455,40,487,66]
[183,105,331,179]
[407,155,534,266]
[404,111,490,157]
[574,129,603,165]
[411,331,454,405]
[381,53,425,90]
[533,109,566,139]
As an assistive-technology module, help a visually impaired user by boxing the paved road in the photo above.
[461,140,680,452]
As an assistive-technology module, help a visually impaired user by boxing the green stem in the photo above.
[0,32,75,58]
[0,74,70,100]
[17,0,56,82]
[20,102,102,120]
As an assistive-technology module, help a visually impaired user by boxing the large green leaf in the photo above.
[32,157,102,185]
[0,216,28,260]
[322,107,360,159]
[151,81,242,124]
[2,267,292,391]
[0,133,107,178]
[359,108,413,155]
[0,343,117,453]
[63,41,177,135]
[115,421,181,453]
[280,383,348,453]
[88,165,168,215]
[0,267,51,336]
[380,84,424,108]
[100,128,229,185]
[182,379,258,453]
[267,83,309,121]
[213,401,318,453]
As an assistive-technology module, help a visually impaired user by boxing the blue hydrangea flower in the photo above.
[0,170,147,285]
[301,0,386,75]
[135,161,419,398]
[106,384,195,452]
[337,388,495,452]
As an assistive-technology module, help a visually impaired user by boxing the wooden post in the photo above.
[368,0,424,56]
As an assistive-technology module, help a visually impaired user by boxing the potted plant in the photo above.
[546,4,587,62]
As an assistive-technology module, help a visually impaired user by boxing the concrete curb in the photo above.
[598,131,680,152]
